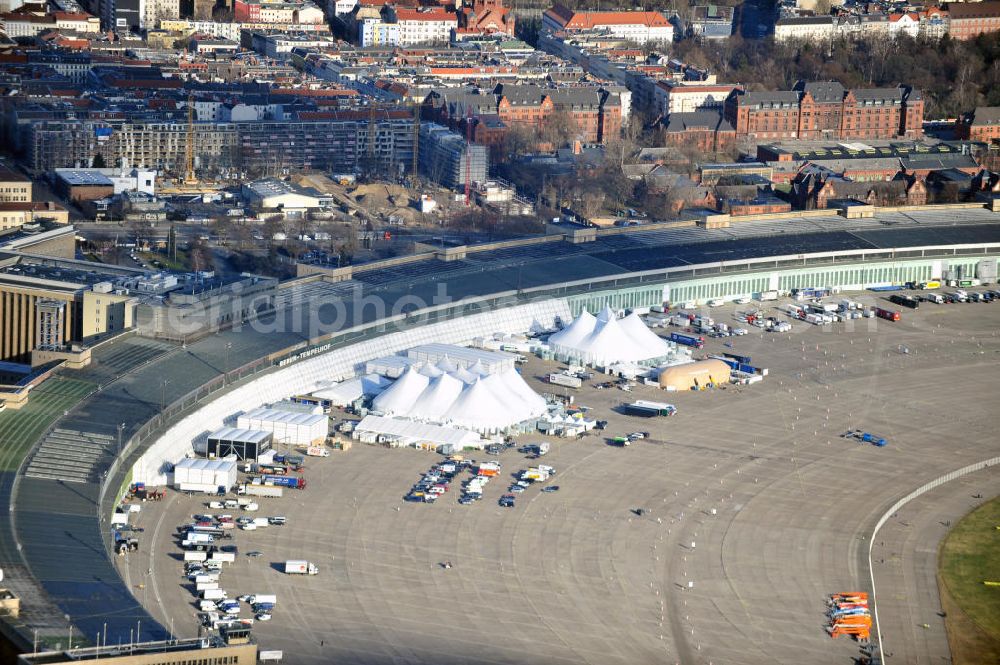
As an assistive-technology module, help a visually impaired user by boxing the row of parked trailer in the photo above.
[826,592,872,641]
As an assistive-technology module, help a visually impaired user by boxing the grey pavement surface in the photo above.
[120,297,1000,665]
[871,467,1000,665]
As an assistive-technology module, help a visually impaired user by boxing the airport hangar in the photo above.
[2,205,1000,650]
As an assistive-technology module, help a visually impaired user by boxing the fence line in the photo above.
[868,456,1000,662]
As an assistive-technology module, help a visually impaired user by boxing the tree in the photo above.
[538,109,579,149]
[92,153,107,168]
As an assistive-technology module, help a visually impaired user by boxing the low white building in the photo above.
[774,15,834,42]
[242,178,330,219]
[237,407,329,445]
[173,458,237,493]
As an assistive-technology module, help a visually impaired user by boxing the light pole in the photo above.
[117,423,125,456]
[160,379,170,412]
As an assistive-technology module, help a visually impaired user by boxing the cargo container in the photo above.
[202,589,226,600]
[305,446,330,457]
[207,552,236,564]
[874,308,900,321]
[868,285,904,292]
[889,294,919,309]
[196,582,219,592]
[548,373,582,389]
[184,551,208,562]
[252,517,269,527]
[284,560,318,575]
[199,600,217,612]
[722,353,751,365]
[669,332,704,349]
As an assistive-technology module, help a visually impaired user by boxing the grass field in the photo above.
[0,378,95,472]
[939,498,1000,665]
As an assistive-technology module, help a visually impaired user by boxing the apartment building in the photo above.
[654,81,742,116]
[948,1,1000,39]
[542,4,674,43]
[724,81,923,141]
[0,167,32,203]
[393,7,457,45]
[956,106,1000,145]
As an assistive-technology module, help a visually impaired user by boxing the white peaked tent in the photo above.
[447,378,513,432]
[451,365,479,384]
[500,368,547,412]
[410,373,465,421]
[548,310,597,349]
[549,305,672,366]
[468,359,490,378]
[482,373,529,421]
[372,367,430,416]
[417,362,444,378]
[436,356,459,373]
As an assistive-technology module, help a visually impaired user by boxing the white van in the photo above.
[707,299,725,307]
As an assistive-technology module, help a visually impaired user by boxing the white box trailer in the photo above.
[184,551,208,562]
[237,408,328,446]
[207,552,236,564]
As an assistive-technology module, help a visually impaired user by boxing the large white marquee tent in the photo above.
[548,305,673,366]
[371,359,546,433]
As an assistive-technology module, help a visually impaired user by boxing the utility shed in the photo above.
[206,427,272,461]
[173,458,237,493]
[236,407,328,445]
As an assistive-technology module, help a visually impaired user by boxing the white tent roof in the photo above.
[436,356,459,373]
[447,378,514,432]
[468,359,490,378]
[548,310,596,348]
[451,365,479,384]
[417,362,444,378]
[354,415,482,448]
[372,367,430,416]
[548,306,671,365]
[410,373,465,421]
[312,374,392,406]
[500,368,547,412]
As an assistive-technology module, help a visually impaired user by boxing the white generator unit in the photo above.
[236,408,328,445]
[173,458,237,493]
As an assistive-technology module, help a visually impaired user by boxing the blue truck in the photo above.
[669,332,704,349]
[261,475,306,489]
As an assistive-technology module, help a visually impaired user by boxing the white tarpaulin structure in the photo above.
[312,374,392,406]
[353,415,483,450]
[548,306,673,366]
[237,408,328,445]
[370,364,546,433]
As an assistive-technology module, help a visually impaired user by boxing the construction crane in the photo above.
[184,92,197,185]
[411,101,420,185]
[366,104,377,178]
[465,107,472,207]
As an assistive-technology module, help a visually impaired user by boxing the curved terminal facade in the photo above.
[4,205,1000,648]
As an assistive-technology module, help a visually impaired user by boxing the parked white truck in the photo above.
[238,484,283,498]
[284,560,319,575]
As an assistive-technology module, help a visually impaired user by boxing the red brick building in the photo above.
[956,106,1000,145]
[724,81,923,141]
[424,84,622,145]
[947,1,1000,40]
[660,111,735,154]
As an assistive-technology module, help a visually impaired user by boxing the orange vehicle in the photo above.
[829,624,871,640]
[830,592,868,602]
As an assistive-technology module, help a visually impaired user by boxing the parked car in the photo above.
[541,486,560,493]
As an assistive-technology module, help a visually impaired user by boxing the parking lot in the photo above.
[118,291,1000,665]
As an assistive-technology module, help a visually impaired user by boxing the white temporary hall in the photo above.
[548,305,673,366]
[352,415,483,450]
[236,407,329,445]
[405,344,517,374]
[311,374,393,406]
[173,458,237,493]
